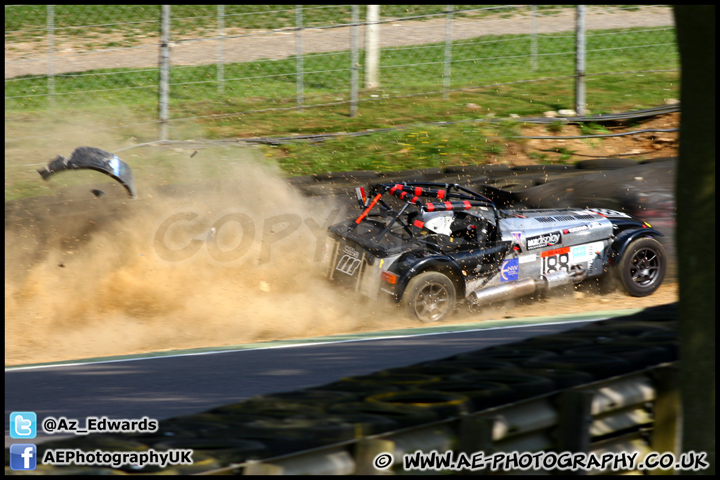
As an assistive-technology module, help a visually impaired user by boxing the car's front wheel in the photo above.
[403,271,457,322]
[614,237,666,297]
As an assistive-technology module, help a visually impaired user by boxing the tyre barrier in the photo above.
[244,388,361,408]
[574,321,675,339]
[238,418,358,445]
[517,367,596,389]
[318,413,400,436]
[9,304,681,475]
[383,363,479,377]
[521,353,635,380]
[327,401,440,429]
[342,372,442,388]
[449,371,559,399]
[414,358,518,373]
[565,344,675,367]
[634,330,680,357]
[593,304,678,324]
[366,390,474,417]
[454,346,559,364]
[307,380,407,396]
[416,380,516,411]
[210,400,326,418]
[517,334,597,353]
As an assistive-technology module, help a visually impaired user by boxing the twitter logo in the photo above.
[10,412,37,439]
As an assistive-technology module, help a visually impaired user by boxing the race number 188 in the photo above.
[542,251,570,274]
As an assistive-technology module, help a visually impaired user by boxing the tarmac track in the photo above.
[5,314,616,448]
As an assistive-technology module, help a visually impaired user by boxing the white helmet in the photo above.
[421,211,455,236]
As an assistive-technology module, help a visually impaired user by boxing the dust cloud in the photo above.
[4,112,678,367]
[4,114,400,367]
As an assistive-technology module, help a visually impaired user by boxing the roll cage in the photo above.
[350,182,501,246]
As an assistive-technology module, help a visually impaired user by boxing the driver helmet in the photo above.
[421,211,455,236]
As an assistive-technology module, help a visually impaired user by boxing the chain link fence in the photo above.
[5,5,677,141]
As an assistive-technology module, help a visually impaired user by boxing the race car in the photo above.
[325,181,666,322]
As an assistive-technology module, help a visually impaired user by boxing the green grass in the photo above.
[5,26,678,116]
[5,22,679,202]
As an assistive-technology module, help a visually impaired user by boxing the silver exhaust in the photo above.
[468,265,587,307]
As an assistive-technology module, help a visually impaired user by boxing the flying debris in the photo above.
[37,146,137,198]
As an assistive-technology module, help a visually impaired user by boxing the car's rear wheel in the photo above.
[614,237,666,297]
[404,271,456,322]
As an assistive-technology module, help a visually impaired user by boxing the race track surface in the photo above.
[5,313,626,448]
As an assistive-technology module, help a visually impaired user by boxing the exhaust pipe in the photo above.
[468,265,586,307]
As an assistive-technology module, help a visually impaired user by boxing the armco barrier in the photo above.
[8,304,681,475]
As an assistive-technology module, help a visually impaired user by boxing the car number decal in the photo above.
[541,247,571,274]
[541,242,605,274]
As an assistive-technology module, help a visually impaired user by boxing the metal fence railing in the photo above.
[5,5,677,141]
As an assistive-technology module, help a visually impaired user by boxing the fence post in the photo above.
[442,5,453,101]
[350,5,360,117]
[650,365,681,474]
[296,5,304,109]
[47,5,55,108]
[531,5,538,71]
[556,389,593,474]
[364,5,380,89]
[575,5,586,116]
[217,5,225,95]
[159,5,171,142]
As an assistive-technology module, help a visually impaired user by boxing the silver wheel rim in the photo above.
[413,282,450,322]
[629,247,661,287]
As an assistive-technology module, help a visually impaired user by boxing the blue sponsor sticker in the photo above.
[501,258,519,282]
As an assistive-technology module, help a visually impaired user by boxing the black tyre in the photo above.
[519,335,596,353]
[522,354,634,380]
[309,381,403,396]
[403,271,457,322]
[566,344,673,367]
[614,237,666,297]
[366,390,473,417]
[327,401,439,428]
[419,358,518,373]
[519,368,595,389]
[449,371,558,399]
[386,364,478,376]
[455,347,558,364]
[422,380,515,411]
